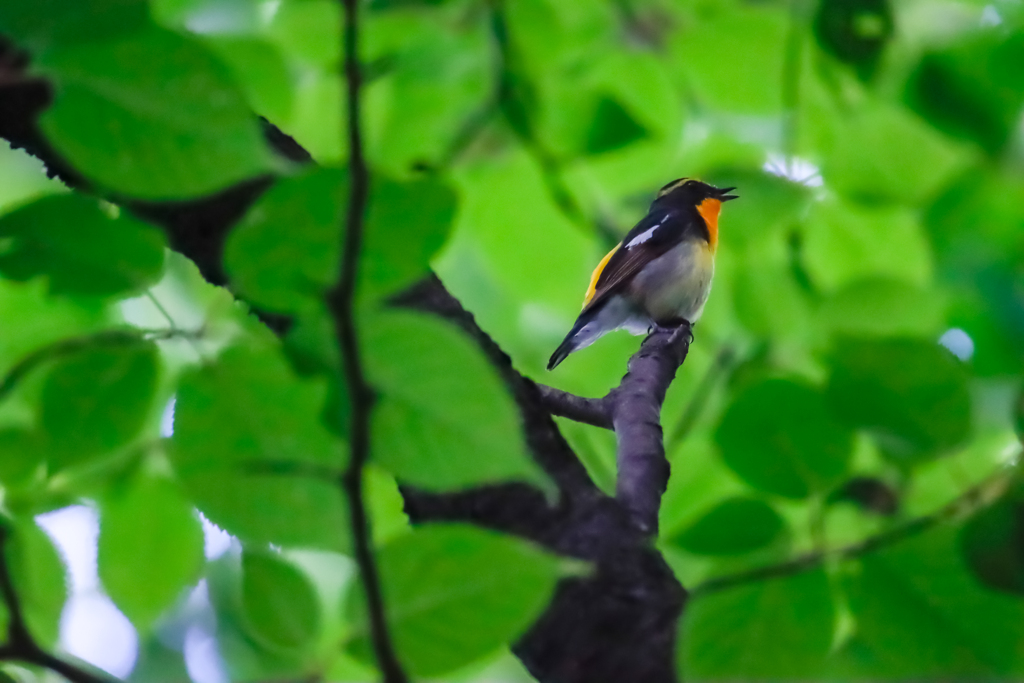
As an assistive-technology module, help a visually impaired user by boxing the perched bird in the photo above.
[547,178,737,370]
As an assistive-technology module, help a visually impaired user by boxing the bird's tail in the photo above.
[547,309,599,370]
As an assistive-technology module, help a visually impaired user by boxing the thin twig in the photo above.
[0,328,203,403]
[0,526,111,683]
[537,384,612,430]
[690,466,1015,597]
[327,1,408,681]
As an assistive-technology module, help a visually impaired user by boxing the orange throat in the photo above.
[697,198,721,253]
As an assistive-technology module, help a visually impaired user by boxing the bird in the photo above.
[547,178,738,370]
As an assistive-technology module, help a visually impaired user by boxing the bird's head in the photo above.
[654,178,738,207]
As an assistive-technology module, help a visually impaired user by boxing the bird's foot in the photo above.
[649,318,694,344]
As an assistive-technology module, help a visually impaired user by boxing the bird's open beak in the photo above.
[715,186,739,201]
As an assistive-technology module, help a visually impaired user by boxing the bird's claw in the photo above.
[649,319,694,344]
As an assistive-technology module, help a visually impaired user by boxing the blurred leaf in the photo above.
[671,497,785,556]
[819,278,945,338]
[225,167,346,313]
[0,0,149,52]
[6,520,67,646]
[584,97,649,155]
[906,33,1024,155]
[822,103,968,204]
[0,429,46,487]
[803,195,932,293]
[266,0,341,67]
[716,379,854,499]
[202,36,294,124]
[680,569,834,680]
[0,195,166,298]
[37,26,272,199]
[836,525,1024,678]
[241,551,321,652]
[1016,385,1024,443]
[669,6,788,113]
[99,474,205,630]
[959,489,1024,595]
[363,311,549,492]
[170,344,349,550]
[41,339,159,470]
[826,337,971,464]
[360,176,457,301]
[347,524,562,676]
[814,0,893,79]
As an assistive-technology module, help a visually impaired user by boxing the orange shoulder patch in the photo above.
[583,243,620,308]
[697,198,722,253]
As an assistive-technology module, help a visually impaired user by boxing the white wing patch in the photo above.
[624,216,667,248]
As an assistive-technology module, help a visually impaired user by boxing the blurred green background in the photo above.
[1,0,1024,680]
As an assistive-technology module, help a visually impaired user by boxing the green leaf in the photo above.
[671,497,785,556]
[41,339,159,470]
[0,195,166,298]
[819,278,945,338]
[241,551,321,652]
[0,429,46,487]
[6,520,67,646]
[225,168,346,313]
[359,176,457,301]
[347,524,562,676]
[37,26,273,199]
[0,0,149,52]
[836,525,1024,678]
[906,33,1024,154]
[169,344,349,550]
[802,195,932,293]
[716,379,854,499]
[363,311,549,492]
[584,97,649,155]
[201,37,294,125]
[680,569,834,680]
[826,337,971,464]
[813,0,893,79]
[958,491,1024,595]
[99,473,205,630]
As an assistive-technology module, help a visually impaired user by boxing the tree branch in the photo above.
[325,1,407,681]
[691,465,1015,597]
[0,526,111,683]
[537,384,612,429]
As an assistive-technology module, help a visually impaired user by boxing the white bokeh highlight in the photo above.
[939,327,975,361]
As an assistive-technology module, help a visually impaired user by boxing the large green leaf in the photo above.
[836,525,1024,679]
[670,497,785,556]
[37,26,273,199]
[716,379,854,499]
[0,0,149,52]
[906,33,1024,155]
[225,167,346,313]
[346,524,563,676]
[680,569,835,680]
[826,338,971,464]
[0,195,166,298]
[362,311,549,492]
[41,339,160,470]
[169,344,349,550]
[241,551,322,652]
[98,473,205,630]
[359,176,457,302]
[6,520,67,647]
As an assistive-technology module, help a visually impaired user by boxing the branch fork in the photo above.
[539,323,693,534]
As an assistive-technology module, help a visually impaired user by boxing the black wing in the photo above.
[581,207,696,314]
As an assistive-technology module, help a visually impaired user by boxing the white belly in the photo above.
[628,238,714,323]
